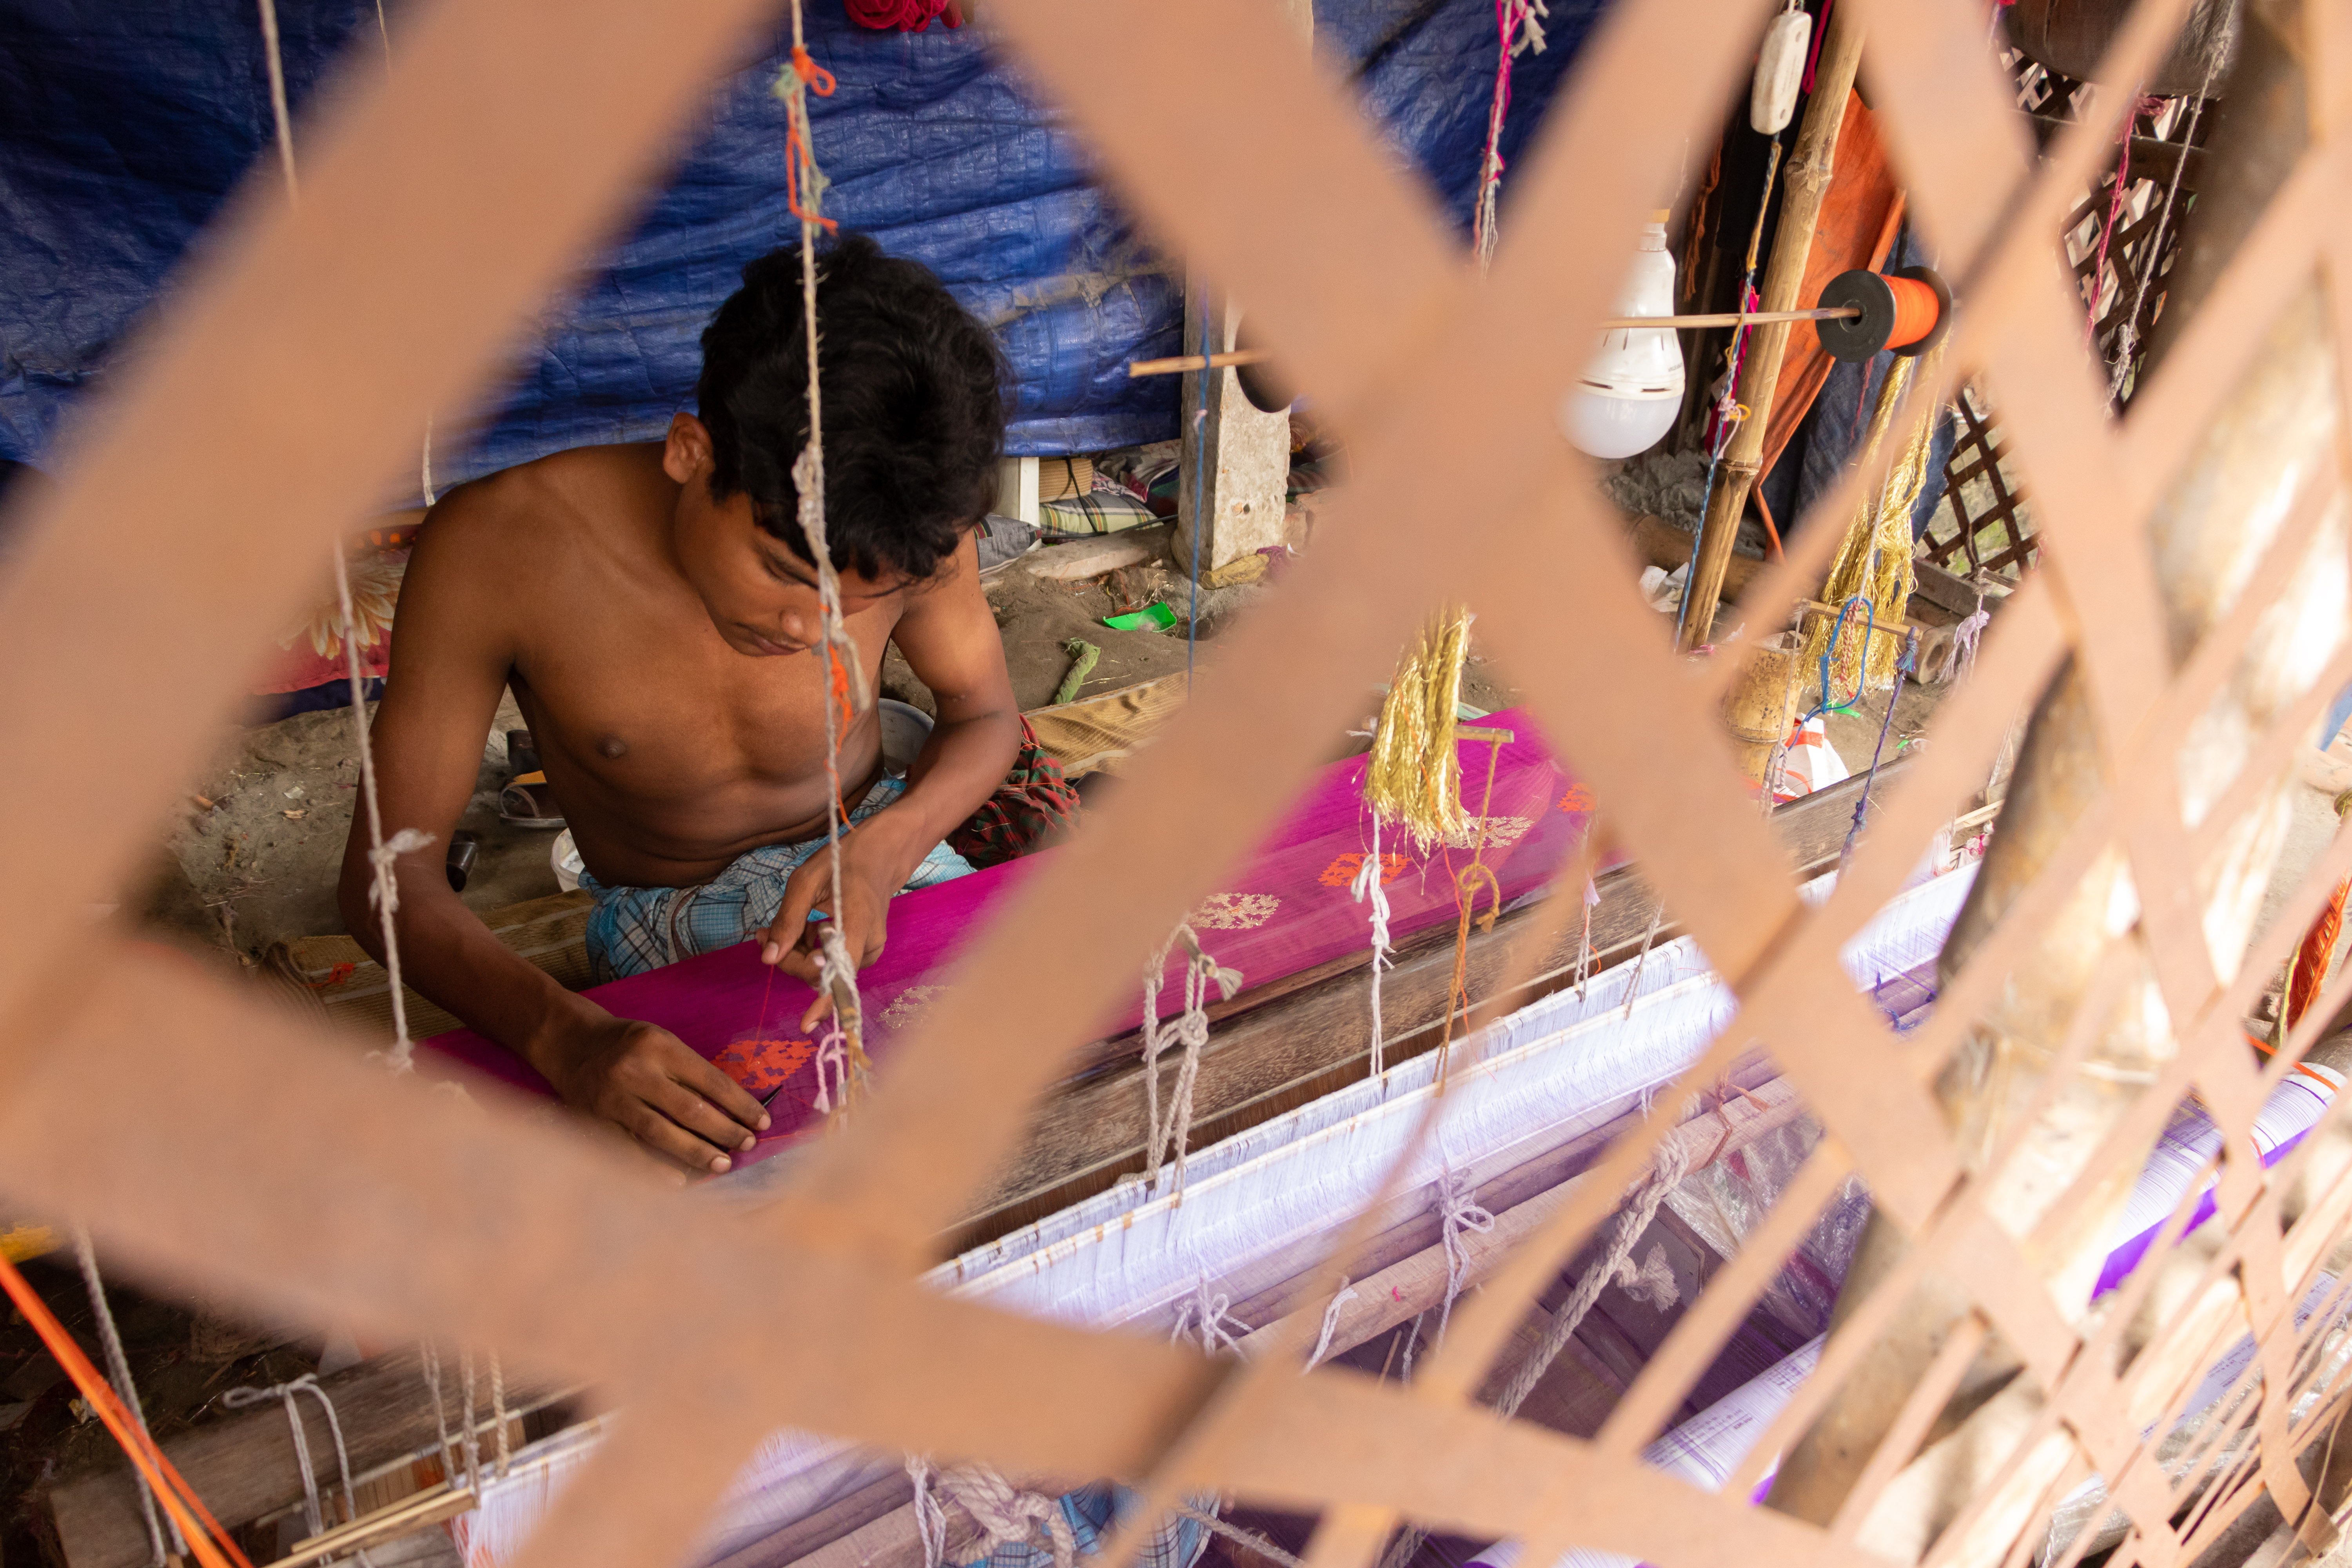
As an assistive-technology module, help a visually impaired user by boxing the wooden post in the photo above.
[1675,7,1866,651]
[1172,0,1311,579]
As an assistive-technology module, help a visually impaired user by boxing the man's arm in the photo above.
[764,531,1020,1016]
[338,493,768,1172]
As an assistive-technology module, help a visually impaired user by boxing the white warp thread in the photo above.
[1351,820,1395,1078]
[73,1230,182,1565]
[221,1374,374,1563]
[1614,1243,1681,1311]
[457,868,1979,1568]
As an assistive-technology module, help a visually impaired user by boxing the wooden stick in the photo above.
[1127,349,1272,376]
[1125,311,1861,376]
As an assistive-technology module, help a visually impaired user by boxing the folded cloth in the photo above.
[949,717,1081,869]
[581,775,976,982]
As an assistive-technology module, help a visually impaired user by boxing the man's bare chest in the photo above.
[511,603,892,801]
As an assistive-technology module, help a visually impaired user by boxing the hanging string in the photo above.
[1573,869,1599,1001]
[74,1230,183,1566]
[1472,0,1550,269]
[420,1343,459,1483]
[457,1347,483,1496]
[221,1375,376,1564]
[1621,900,1666,1019]
[1835,626,1918,877]
[255,0,429,1069]
[1140,924,1243,1193]
[2082,98,2163,348]
[1350,813,1395,1078]
[1433,733,1510,1083]
[1304,1277,1359,1372]
[771,5,872,1114]
[1169,1272,1254,1356]
[1432,1168,1497,1344]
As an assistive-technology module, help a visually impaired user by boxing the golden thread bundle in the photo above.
[1367,606,1474,850]
[1802,345,1947,699]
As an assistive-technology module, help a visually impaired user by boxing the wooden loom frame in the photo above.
[5,0,2352,1566]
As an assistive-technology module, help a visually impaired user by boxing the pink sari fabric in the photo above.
[416,707,1599,1165]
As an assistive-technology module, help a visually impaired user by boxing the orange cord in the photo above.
[791,44,836,93]
[784,47,841,232]
[2244,1029,2339,1091]
[0,1250,256,1568]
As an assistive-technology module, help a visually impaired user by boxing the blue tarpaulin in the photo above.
[0,0,1605,501]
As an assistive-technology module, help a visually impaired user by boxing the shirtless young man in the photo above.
[339,236,1022,1176]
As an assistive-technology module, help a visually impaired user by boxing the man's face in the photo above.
[662,414,907,658]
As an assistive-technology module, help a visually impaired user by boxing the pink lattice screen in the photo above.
[4,0,2352,1566]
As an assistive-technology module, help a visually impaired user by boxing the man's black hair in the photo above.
[697,233,1007,581]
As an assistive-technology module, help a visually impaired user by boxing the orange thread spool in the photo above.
[1883,274,1942,351]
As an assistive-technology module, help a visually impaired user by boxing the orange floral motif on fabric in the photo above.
[1319,852,1409,889]
[1558,784,1595,813]
[713,1036,817,1098]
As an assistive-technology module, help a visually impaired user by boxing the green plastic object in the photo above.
[1103,602,1177,631]
[1053,638,1102,705]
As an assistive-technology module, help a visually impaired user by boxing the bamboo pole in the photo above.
[1675,7,1866,651]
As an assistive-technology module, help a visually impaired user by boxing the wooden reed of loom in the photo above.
[9,0,2352,1567]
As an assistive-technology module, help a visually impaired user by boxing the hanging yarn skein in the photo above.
[1365,606,1475,851]
[1800,345,1947,698]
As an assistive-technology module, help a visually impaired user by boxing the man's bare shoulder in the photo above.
[422,444,658,562]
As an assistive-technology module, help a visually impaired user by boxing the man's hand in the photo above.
[760,831,902,1030]
[539,1014,772,1175]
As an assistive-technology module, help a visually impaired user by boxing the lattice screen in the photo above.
[3,1,2352,1568]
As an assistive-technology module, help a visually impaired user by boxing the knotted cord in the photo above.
[906,1458,1078,1568]
[1169,1272,1254,1356]
[221,1374,374,1563]
[256,0,431,1073]
[1433,1167,1497,1344]
[1140,924,1243,1193]
[1304,1277,1359,1372]
[773,3,872,1116]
